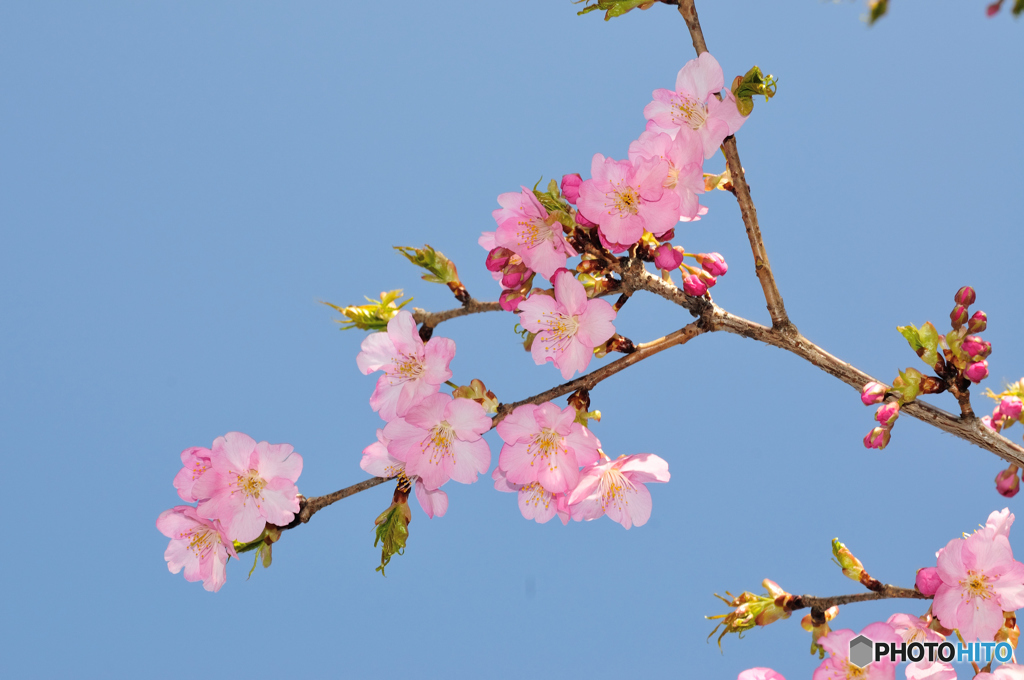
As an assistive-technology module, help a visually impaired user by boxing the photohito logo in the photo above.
[848,635,1014,669]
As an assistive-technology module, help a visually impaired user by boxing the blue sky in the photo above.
[2,1,1022,678]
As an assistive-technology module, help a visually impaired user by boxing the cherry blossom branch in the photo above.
[280,321,706,531]
[493,321,705,425]
[412,298,503,338]
[627,261,1024,466]
[791,586,930,614]
[676,0,792,332]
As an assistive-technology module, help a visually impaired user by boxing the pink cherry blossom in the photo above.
[738,670,786,680]
[654,244,684,270]
[496,401,601,494]
[643,52,747,159]
[518,269,616,379]
[887,614,953,680]
[568,453,670,529]
[976,664,1024,680]
[813,622,901,680]
[156,505,238,592]
[932,528,1024,641]
[492,467,569,525]
[356,310,456,421]
[193,432,303,543]
[173,446,211,502]
[577,154,681,249]
[493,187,576,279]
[628,129,706,221]
[361,429,448,518]
[383,393,491,491]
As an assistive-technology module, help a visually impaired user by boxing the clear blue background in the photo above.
[2,1,1022,678]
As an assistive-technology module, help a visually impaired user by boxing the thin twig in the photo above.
[791,586,930,613]
[412,299,503,330]
[676,0,792,332]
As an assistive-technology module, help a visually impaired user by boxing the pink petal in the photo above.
[517,294,561,334]
[575,299,616,348]
[386,310,422,357]
[444,398,491,440]
[356,332,397,375]
[675,52,724,101]
[564,425,601,467]
[213,432,257,472]
[604,480,652,529]
[553,269,587,316]
[422,337,456,384]
[260,478,301,526]
[445,437,491,485]
[414,479,448,518]
[496,404,539,445]
[254,441,302,483]
[619,453,671,484]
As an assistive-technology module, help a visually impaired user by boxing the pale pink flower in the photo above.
[568,453,670,529]
[905,661,957,680]
[813,623,901,680]
[980,508,1014,540]
[518,269,616,379]
[644,52,747,159]
[173,446,211,502]
[383,393,491,491]
[976,664,1024,680]
[932,529,1024,641]
[738,670,786,680]
[496,401,602,494]
[361,429,448,518]
[194,432,303,543]
[156,505,238,592]
[493,187,576,279]
[356,310,456,421]
[887,614,953,680]
[628,129,706,221]
[492,467,569,525]
[577,154,681,249]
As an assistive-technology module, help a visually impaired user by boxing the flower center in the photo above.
[520,482,553,510]
[514,218,554,250]
[421,421,455,466]
[232,468,267,507]
[527,429,568,471]
[842,660,869,680]
[597,467,636,511]
[179,526,219,560]
[960,569,994,602]
[609,181,640,215]
[671,94,708,130]
[536,312,579,353]
[189,459,210,481]
[388,353,425,384]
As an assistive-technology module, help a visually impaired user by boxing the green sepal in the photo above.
[322,289,411,332]
[394,245,461,285]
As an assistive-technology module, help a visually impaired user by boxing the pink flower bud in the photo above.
[682,274,708,297]
[996,467,1020,498]
[653,244,683,271]
[987,2,1002,17]
[863,426,891,450]
[962,335,991,360]
[486,246,513,272]
[697,252,729,277]
[982,415,997,431]
[575,210,596,228]
[999,396,1023,421]
[954,286,976,307]
[968,311,988,334]
[915,567,942,596]
[875,402,900,427]
[950,304,969,329]
[860,382,887,405]
[561,173,583,204]
[965,360,989,384]
[702,273,718,289]
[499,288,526,312]
[500,262,532,289]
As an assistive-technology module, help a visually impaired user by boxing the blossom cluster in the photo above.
[860,286,993,451]
[480,52,740,370]
[156,432,304,591]
[355,309,670,529]
[734,510,1024,680]
[984,380,1024,497]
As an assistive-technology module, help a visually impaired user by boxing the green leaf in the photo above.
[395,245,461,286]
[374,502,411,576]
[730,66,777,116]
[322,289,412,332]
[894,367,923,403]
[575,0,652,21]
[897,324,923,352]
